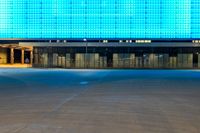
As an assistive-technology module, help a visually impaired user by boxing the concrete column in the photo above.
[21,49,24,64]
[10,48,14,64]
[30,50,33,65]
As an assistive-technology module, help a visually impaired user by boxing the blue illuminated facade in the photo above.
[0,0,199,39]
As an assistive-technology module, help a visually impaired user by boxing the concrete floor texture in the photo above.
[0,69,200,133]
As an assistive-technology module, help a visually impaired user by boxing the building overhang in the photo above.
[0,44,33,51]
[18,42,200,48]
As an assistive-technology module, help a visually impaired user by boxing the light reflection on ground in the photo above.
[0,69,200,133]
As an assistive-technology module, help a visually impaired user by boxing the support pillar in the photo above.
[21,49,24,64]
[10,48,14,64]
[30,50,33,65]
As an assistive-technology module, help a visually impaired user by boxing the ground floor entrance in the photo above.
[0,45,33,67]
[1,42,200,69]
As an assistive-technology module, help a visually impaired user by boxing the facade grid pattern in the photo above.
[0,0,199,39]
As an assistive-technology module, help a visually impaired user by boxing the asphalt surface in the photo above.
[0,69,200,133]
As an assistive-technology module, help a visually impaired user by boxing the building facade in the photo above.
[0,0,200,68]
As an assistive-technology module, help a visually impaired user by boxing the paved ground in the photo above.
[0,69,200,133]
[0,64,32,68]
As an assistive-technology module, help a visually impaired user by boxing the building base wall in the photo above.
[33,46,200,69]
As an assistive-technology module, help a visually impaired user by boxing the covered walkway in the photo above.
[0,44,33,66]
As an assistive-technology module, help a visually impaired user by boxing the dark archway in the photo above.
[14,49,21,63]
[24,51,31,64]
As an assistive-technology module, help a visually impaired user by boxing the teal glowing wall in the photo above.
[0,0,199,39]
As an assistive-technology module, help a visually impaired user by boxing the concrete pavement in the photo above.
[0,69,200,133]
